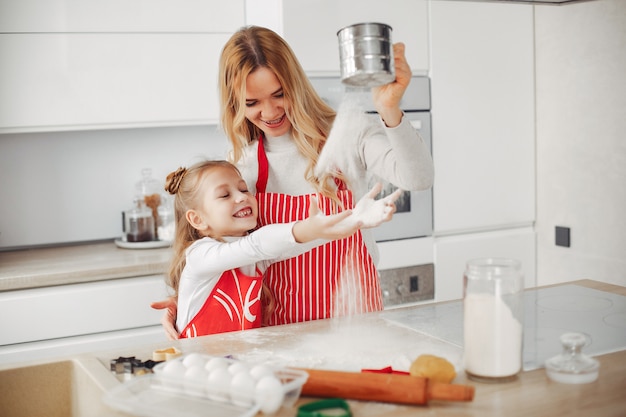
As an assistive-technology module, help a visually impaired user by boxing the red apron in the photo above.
[179,268,263,338]
[255,137,383,326]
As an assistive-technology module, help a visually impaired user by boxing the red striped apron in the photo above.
[179,268,262,338]
[255,138,383,326]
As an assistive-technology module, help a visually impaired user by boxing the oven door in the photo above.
[370,111,433,242]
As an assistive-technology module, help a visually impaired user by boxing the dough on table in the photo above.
[409,354,456,383]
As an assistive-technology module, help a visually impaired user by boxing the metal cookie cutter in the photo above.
[297,398,352,417]
[110,356,162,376]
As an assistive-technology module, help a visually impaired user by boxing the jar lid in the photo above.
[545,332,599,384]
[135,168,162,197]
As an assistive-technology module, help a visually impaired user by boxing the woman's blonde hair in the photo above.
[219,25,345,200]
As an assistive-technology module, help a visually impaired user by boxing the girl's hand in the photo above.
[293,196,361,242]
[150,297,179,341]
[372,42,412,127]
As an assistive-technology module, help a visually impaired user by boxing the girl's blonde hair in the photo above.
[164,160,275,322]
[164,160,236,296]
[219,25,345,201]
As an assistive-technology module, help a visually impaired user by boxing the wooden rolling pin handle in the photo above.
[428,381,475,403]
[300,369,474,405]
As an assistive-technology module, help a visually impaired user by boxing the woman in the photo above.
[153,26,433,338]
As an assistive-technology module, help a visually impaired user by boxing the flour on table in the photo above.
[232,318,462,373]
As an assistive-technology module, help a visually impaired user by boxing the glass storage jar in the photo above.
[123,198,155,242]
[463,258,524,383]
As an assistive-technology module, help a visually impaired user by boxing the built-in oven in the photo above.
[309,76,435,308]
[308,76,433,242]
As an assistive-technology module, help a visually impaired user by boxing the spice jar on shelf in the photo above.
[157,194,175,242]
[122,198,156,242]
[135,168,162,238]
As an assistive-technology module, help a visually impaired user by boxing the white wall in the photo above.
[0,126,229,249]
[534,0,626,286]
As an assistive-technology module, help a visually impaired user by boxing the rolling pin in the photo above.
[300,368,475,405]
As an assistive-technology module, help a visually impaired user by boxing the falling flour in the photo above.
[314,92,372,197]
[463,293,523,377]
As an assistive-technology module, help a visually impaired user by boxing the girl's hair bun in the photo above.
[165,167,187,195]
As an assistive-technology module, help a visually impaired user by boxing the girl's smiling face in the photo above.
[186,165,258,238]
[244,67,292,138]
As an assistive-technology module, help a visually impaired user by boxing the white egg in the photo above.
[205,356,230,373]
[160,360,187,390]
[182,352,207,369]
[206,367,232,402]
[184,366,208,397]
[255,375,284,414]
[230,371,256,407]
[228,361,249,375]
[249,364,274,381]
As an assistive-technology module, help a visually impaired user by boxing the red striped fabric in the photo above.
[256,190,383,325]
[255,137,383,325]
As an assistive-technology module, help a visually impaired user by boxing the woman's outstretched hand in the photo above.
[343,182,403,228]
[150,296,179,341]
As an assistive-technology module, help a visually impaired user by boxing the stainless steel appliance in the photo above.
[308,76,433,243]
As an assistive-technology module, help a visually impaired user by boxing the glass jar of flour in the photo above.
[463,258,524,382]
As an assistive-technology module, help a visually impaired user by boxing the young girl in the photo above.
[166,160,398,338]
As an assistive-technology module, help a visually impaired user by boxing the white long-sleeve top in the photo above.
[235,114,434,264]
[176,222,323,332]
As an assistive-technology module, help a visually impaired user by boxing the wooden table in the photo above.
[93,279,626,417]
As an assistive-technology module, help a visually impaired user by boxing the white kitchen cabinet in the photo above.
[0,34,228,132]
[0,0,244,133]
[434,227,536,302]
[430,1,535,234]
[0,0,244,33]
[0,275,168,353]
[281,0,429,75]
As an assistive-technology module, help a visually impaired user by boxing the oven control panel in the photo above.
[379,264,434,308]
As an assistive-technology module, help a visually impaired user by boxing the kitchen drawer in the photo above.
[434,227,536,302]
[0,0,244,33]
[0,33,228,133]
[0,275,168,346]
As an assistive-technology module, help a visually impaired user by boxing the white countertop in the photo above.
[0,241,171,291]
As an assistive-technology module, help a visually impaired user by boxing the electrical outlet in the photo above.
[555,226,571,247]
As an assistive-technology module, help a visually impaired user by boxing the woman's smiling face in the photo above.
[244,67,292,138]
